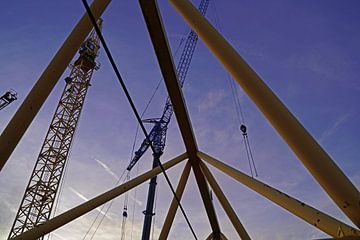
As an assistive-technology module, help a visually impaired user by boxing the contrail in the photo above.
[94,158,119,180]
[69,187,112,220]
[129,194,143,207]
[51,232,67,240]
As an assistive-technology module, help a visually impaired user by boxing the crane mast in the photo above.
[122,1,210,239]
[0,89,17,111]
[8,20,103,239]
[127,0,210,171]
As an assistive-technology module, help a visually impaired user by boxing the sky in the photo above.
[0,0,360,239]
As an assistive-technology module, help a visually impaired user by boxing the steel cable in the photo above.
[81,1,197,239]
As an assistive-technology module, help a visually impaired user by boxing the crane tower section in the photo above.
[127,0,210,171]
[8,19,103,239]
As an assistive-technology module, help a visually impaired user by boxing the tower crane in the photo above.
[8,19,103,239]
[123,1,210,239]
[0,89,18,111]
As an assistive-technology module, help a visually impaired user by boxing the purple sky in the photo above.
[0,0,359,239]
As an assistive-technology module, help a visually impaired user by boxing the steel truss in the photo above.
[8,21,102,239]
[2,0,359,239]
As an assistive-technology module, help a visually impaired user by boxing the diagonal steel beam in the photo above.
[198,151,360,238]
[10,153,187,240]
[200,161,251,240]
[159,161,192,240]
[138,0,220,236]
[167,0,360,228]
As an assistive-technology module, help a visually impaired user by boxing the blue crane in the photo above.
[124,1,210,239]
[126,0,210,171]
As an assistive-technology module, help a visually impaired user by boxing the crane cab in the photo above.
[74,38,99,72]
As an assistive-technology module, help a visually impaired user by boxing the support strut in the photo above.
[168,0,360,227]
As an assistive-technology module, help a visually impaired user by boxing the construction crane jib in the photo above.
[126,0,210,171]
[7,19,103,239]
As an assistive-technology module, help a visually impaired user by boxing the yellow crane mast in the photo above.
[7,19,103,239]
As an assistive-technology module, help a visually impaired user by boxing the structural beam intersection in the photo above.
[138,0,221,236]
[198,151,360,238]
[167,0,360,228]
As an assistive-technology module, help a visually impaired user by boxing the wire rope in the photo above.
[81,1,198,239]
[84,36,186,237]
[81,168,128,240]
[130,161,140,240]
[81,7,188,240]
[211,1,258,177]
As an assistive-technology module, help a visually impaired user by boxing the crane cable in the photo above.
[83,23,189,240]
[211,1,258,177]
[81,168,128,240]
[119,28,189,240]
[82,1,198,239]
[130,161,140,240]
[120,172,130,240]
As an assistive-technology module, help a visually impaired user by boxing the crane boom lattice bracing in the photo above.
[127,0,210,171]
[7,20,103,239]
[122,1,210,239]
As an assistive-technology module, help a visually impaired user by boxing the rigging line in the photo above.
[90,105,143,239]
[120,172,131,240]
[228,74,242,124]
[233,80,246,123]
[83,3,158,238]
[130,162,140,240]
[82,168,128,240]
[81,1,197,239]
[244,135,258,177]
[230,77,245,123]
[210,1,239,120]
[243,135,253,178]
[211,0,245,124]
[88,168,129,240]
[212,0,258,178]
[139,26,187,122]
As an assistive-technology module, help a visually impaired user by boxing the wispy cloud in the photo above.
[319,114,350,143]
[51,232,67,240]
[68,187,112,220]
[197,89,226,112]
[94,158,119,180]
[129,194,143,207]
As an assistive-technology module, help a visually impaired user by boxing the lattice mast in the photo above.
[123,1,210,239]
[8,19,103,239]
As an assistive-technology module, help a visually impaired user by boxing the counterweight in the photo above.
[8,20,102,239]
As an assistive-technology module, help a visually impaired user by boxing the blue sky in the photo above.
[0,0,359,239]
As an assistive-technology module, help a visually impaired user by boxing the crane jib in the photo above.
[126,0,210,172]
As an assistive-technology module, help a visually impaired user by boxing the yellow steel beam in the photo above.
[200,161,251,240]
[0,0,111,172]
[206,232,228,240]
[315,237,360,240]
[10,153,187,240]
[198,151,360,238]
[159,161,192,240]
[138,0,220,236]
[167,0,360,227]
